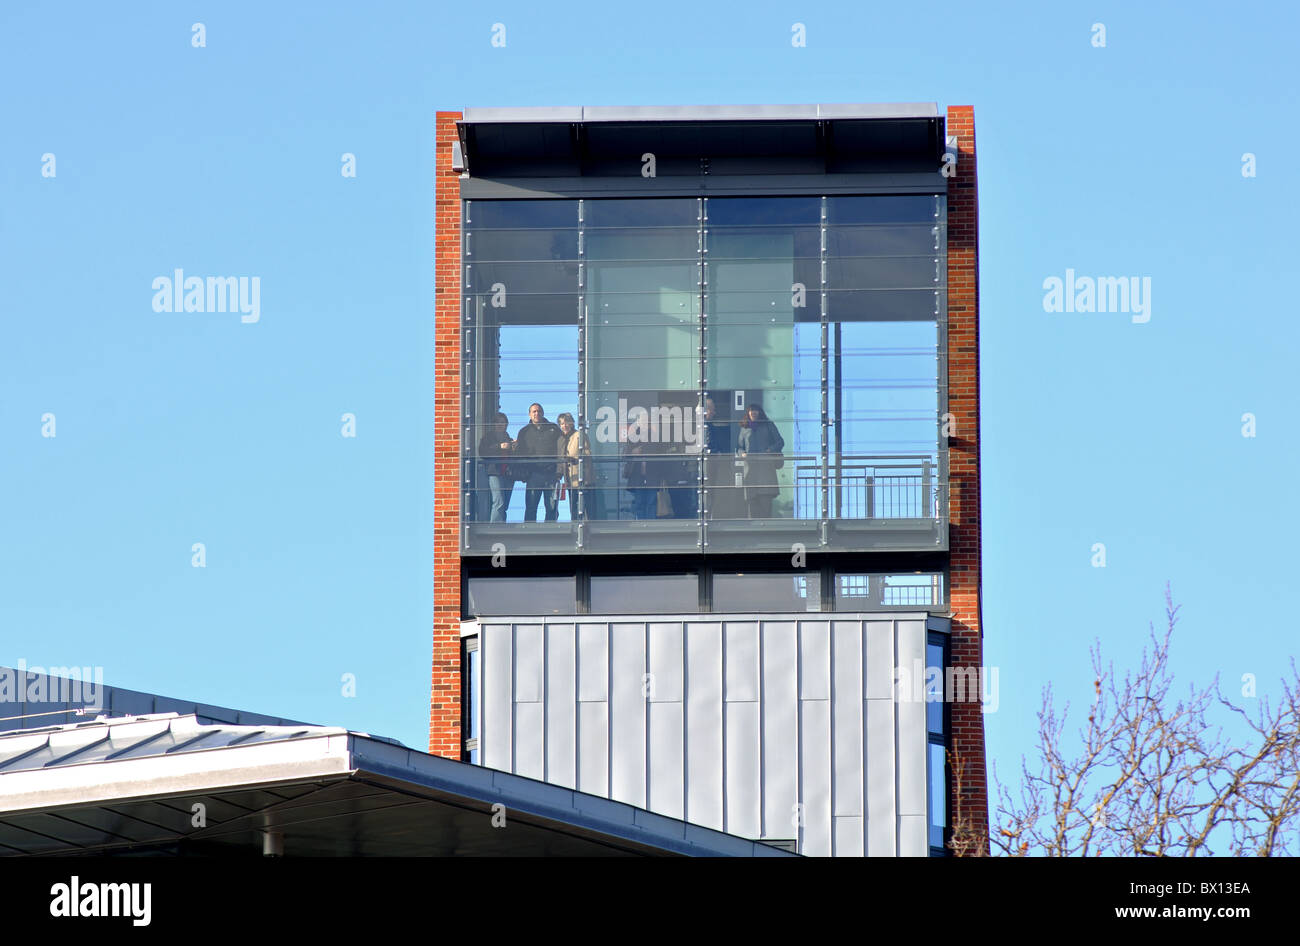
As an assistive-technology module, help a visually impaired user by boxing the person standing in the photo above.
[516,402,563,522]
[736,404,785,519]
[477,412,516,522]
[623,442,659,520]
[555,412,593,522]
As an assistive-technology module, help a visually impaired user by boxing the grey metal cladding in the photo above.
[471,613,932,857]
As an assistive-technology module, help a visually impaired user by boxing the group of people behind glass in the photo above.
[478,403,588,523]
[478,399,785,522]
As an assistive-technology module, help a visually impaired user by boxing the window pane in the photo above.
[834,573,945,610]
[467,228,580,262]
[706,196,820,227]
[467,260,580,295]
[584,211,701,525]
[583,198,698,228]
[926,641,944,735]
[467,644,481,741]
[928,741,947,849]
[465,323,578,524]
[466,577,576,615]
[826,257,941,291]
[882,574,943,606]
[836,573,873,608]
[706,225,803,522]
[828,321,938,520]
[589,574,699,613]
[712,572,820,612]
[826,195,938,225]
[825,224,940,259]
[467,199,577,229]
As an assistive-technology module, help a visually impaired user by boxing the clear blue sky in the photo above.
[2,1,1296,789]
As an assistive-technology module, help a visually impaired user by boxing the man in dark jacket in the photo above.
[516,403,563,522]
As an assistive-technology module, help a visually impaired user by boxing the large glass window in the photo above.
[585,199,701,525]
[836,572,945,609]
[463,567,944,616]
[589,574,700,614]
[461,194,945,554]
[465,576,577,616]
[462,636,480,764]
[712,570,821,612]
[705,197,819,522]
[926,636,949,855]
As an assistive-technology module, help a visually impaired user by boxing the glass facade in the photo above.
[462,194,946,555]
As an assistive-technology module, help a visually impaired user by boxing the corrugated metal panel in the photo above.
[895,620,927,819]
[577,702,608,796]
[832,622,863,819]
[514,702,544,781]
[725,700,761,838]
[648,702,684,820]
[545,624,576,789]
[761,623,797,838]
[866,698,897,856]
[610,625,646,809]
[473,614,933,857]
[799,697,832,857]
[648,623,683,702]
[482,624,512,772]
[515,624,544,702]
[685,623,723,831]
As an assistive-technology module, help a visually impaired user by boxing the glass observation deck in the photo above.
[461,194,947,556]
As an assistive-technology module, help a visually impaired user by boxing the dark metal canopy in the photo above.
[457,103,946,178]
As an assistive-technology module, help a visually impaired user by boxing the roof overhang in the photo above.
[455,103,946,178]
[0,715,790,856]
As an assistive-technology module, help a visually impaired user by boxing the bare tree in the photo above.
[951,584,1300,857]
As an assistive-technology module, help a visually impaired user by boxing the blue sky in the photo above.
[2,1,1296,796]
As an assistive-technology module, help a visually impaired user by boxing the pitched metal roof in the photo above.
[0,665,310,734]
[0,714,791,857]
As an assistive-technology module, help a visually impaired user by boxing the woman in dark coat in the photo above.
[736,404,785,518]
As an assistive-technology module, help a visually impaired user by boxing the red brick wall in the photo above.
[430,111,463,757]
[944,105,989,849]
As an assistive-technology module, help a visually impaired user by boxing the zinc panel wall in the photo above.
[475,614,930,856]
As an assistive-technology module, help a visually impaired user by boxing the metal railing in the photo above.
[795,454,940,520]
[466,451,945,523]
